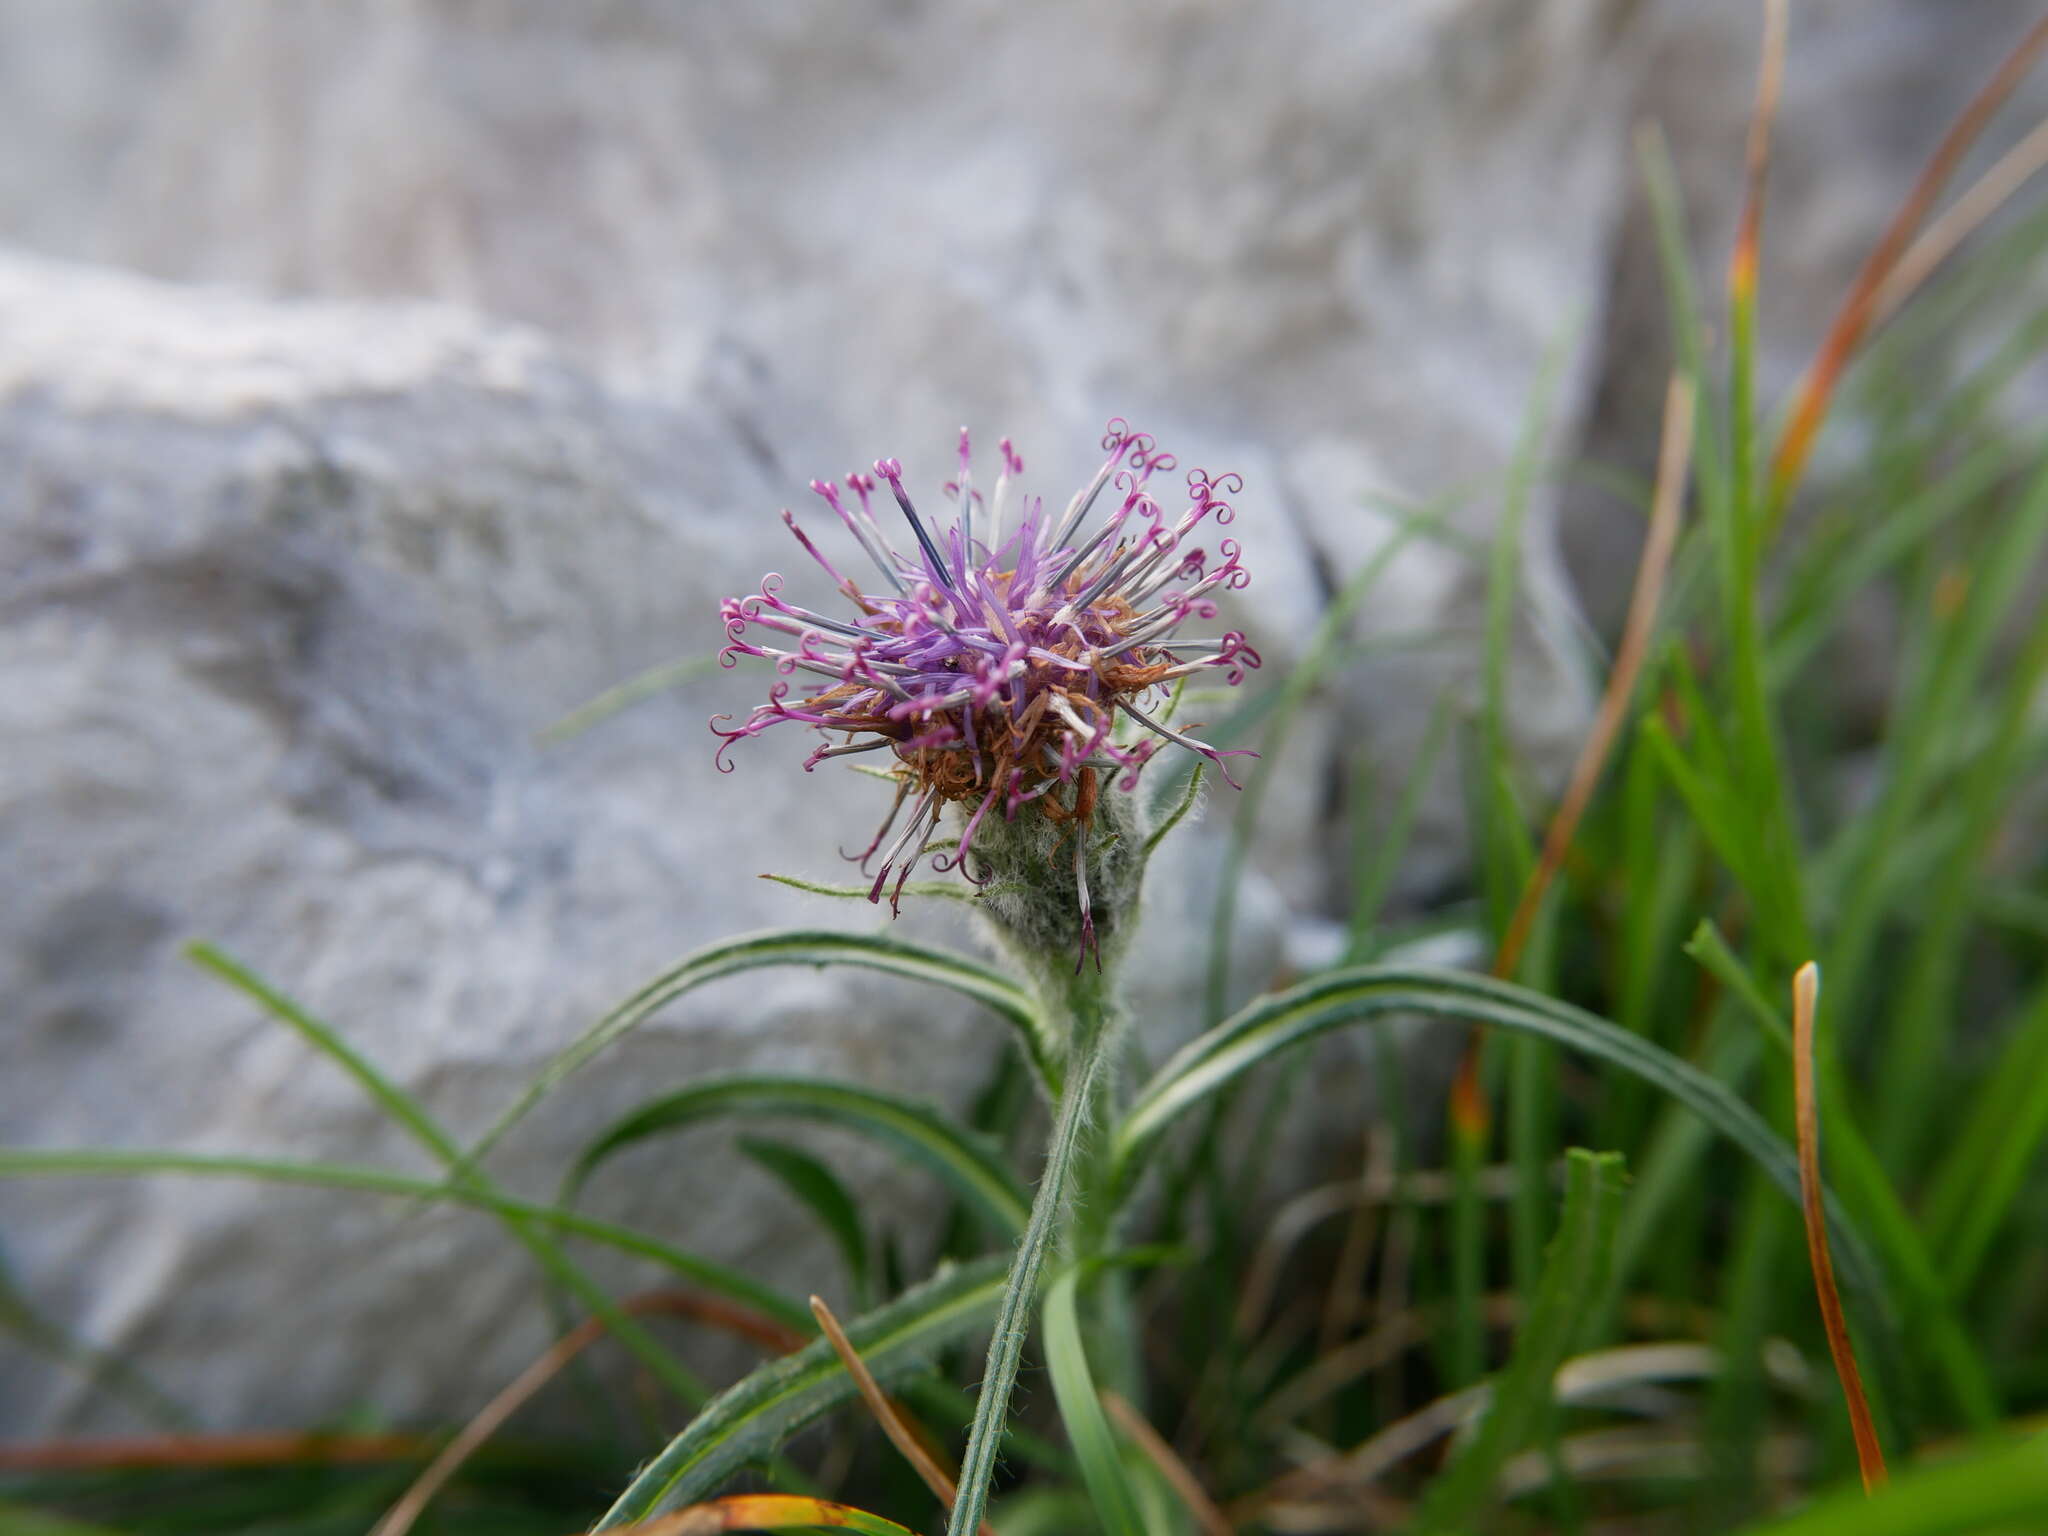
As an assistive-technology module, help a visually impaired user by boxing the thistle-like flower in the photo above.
[713,419,1260,966]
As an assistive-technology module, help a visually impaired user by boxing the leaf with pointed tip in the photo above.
[735,1136,871,1302]
[1415,1149,1627,1531]
[594,1257,1008,1528]
[1112,965,1891,1345]
[460,929,1059,1180]
[568,1076,1030,1240]
[1042,1267,1146,1536]
[760,872,975,904]
[0,1147,810,1334]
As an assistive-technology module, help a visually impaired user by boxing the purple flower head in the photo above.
[712,418,1261,949]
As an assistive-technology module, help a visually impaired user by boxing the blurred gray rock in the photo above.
[0,0,1684,1433]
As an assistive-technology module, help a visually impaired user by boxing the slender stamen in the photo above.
[869,786,939,898]
[874,458,959,593]
[955,427,976,554]
[811,478,908,594]
[988,437,1020,554]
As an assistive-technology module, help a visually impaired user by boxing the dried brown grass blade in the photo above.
[808,1293,996,1536]
[0,1431,432,1472]
[1729,0,1790,306]
[1770,13,2048,520]
[1791,961,1887,1493]
[1870,111,2048,329]
[1494,374,1695,982]
[1448,375,1697,1135]
[1101,1390,1235,1536]
[373,1291,805,1536]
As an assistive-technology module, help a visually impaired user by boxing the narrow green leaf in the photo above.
[566,1075,1030,1238]
[0,1506,125,1536]
[1767,437,2014,687]
[0,1242,191,1430]
[1731,1430,2048,1535]
[1111,965,1888,1333]
[1689,925,1995,1426]
[947,970,1118,1536]
[0,1147,810,1334]
[1042,1267,1147,1536]
[1205,495,1455,1020]
[1642,716,1772,934]
[1683,919,1793,1057]
[460,929,1057,1177]
[594,1255,1008,1528]
[1637,126,1729,515]
[182,942,709,1404]
[1345,689,1455,961]
[736,1137,871,1302]
[1878,584,2048,1169]
[185,942,459,1162]
[1923,978,2048,1293]
[1416,1149,1627,1531]
[537,653,720,745]
[759,872,976,904]
[1609,1009,1759,1298]
[1142,760,1205,856]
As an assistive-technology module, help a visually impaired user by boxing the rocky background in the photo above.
[2,0,2042,1433]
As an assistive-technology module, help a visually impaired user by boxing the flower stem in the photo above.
[946,972,1114,1536]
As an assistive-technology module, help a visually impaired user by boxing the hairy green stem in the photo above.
[947,973,1114,1536]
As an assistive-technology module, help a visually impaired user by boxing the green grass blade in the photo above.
[0,1245,192,1431]
[536,653,720,746]
[1876,587,2048,1168]
[564,1075,1030,1238]
[0,1506,125,1536]
[185,942,460,1161]
[1609,1010,1760,1299]
[1684,919,1794,1057]
[1638,126,1730,529]
[1683,932,1996,1428]
[182,943,709,1404]
[1109,966,1888,1330]
[947,972,1118,1536]
[1767,436,2015,687]
[593,1256,1009,1528]
[1922,978,2048,1294]
[1641,714,1772,923]
[736,1137,872,1303]
[1204,497,1451,1021]
[1345,690,1456,961]
[0,1147,810,1334]
[1824,448,2048,1034]
[459,929,1057,1177]
[1042,1267,1147,1536]
[1474,315,1564,1335]
[760,873,975,904]
[1415,1149,1627,1532]
[1731,1430,2048,1535]
[1142,760,1205,857]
